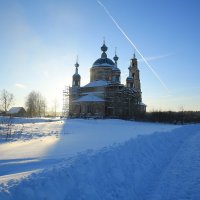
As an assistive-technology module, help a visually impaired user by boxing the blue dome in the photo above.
[92,57,115,68]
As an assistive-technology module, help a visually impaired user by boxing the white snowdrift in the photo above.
[0,124,200,200]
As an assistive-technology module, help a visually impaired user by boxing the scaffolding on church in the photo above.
[62,86,70,117]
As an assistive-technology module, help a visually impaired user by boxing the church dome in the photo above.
[92,57,115,68]
[73,61,81,79]
[92,42,115,68]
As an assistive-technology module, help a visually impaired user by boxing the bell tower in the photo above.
[126,65,134,88]
[130,53,141,92]
[126,52,142,103]
[72,59,81,87]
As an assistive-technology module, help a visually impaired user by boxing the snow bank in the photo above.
[1,124,200,200]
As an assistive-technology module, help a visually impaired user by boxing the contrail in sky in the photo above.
[97,0,170,93]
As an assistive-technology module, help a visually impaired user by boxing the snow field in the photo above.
[0,117,61,124]
[0,120,199,200]
[0,117,62,142]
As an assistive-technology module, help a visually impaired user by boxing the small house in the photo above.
[7,107,27,117]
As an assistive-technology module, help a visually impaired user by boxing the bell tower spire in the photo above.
[75,56,79,74]
[133,49,136,59]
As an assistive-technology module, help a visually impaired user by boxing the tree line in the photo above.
[136,110,200,124]
[0,89,58,117]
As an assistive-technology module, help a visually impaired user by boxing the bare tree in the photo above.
[0,116,14,140]
[25,91,47,117]
[0,89,14,112]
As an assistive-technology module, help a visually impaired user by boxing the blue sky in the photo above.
[0,0,200,112]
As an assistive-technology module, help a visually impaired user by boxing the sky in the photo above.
[0,0,200,112]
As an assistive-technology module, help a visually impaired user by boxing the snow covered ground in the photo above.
[0,118,200,199]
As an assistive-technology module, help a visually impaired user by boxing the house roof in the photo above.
[8,107,26,114]
[73,94,105,103]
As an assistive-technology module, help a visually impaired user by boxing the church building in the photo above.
[68,42,146,119]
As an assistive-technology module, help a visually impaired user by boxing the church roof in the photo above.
[112,66,120,72]
[83,80,110,88]
[73,94,105,103]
